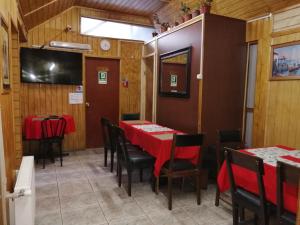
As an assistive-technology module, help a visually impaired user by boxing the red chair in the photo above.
[39,117,66,168]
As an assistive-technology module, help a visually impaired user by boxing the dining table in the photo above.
[119,120,200,177]
[217,145,299,214]
[23,114,76,140]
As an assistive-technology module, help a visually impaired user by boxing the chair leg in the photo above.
[118,164,122,187]
[104,147,108,167]
[232,203,239,225]
[127,169,132,197]
[139,169,143,182]
[196,172,201,205]
[239,206,245,221]
[110,151,114,172]
[43,143,47,169]
[59,142,63,167]
[155,176,159,194]
[215,187,220,206]
[254,214,258,225]
[168,176,173,210]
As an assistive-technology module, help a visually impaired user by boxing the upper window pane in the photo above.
[80,17,155,42]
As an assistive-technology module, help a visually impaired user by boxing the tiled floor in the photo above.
[35,148,234,225]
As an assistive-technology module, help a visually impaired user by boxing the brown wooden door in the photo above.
[85,57,120,148]
[145,57,153,121]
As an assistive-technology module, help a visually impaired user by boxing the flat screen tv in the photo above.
[21,47,82,85]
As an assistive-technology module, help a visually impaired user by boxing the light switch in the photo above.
[197,73,203,80]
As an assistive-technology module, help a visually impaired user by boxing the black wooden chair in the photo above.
[224,147,269,225]
[113,125,155,196]
[101,117,115,172]
[156,133,204,210]
[121,113,140,121]
[215,129,244,206]
[276,161,299,225]
[39,117,66,169]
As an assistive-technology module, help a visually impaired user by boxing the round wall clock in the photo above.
[100,39,111,51]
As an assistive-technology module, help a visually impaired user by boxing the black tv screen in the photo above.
[21,48,82,85]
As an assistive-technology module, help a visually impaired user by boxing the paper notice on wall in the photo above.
[69,93,83,104]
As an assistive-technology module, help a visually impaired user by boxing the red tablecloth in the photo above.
[24,115,76,140]
[119,120,200,177]
[217,146,298,214]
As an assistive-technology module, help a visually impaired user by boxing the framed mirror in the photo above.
[159,46,192,98]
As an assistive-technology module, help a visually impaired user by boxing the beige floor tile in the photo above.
[95,186,131,204]
[109,215,154,225]
[35,211,62,225]
[89,175,119,191]
[56,170,87,183]
[60,192,99,211]
[34,150,240,225]
[55,163,84,173]
[148,208,198,225]
[62,205,108,225]
[58,179,93,196]
[36,183,59,198]
[36,173,57,185]
[184,203,232,225]
[99,197,145,222]
[36,196,60,216]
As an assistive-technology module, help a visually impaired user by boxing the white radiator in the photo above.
[9,156,35,225]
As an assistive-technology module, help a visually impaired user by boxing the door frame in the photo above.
[84,55,121,148]
[242,41,258,147]
[141,54,155,121]
[0,106,7,225]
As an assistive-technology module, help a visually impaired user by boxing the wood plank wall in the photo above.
[11,25,22,166]
[21,6,143,152]
[0,0,20,191]
[247,15,300,149]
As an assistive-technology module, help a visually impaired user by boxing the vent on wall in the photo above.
[49,41,92,51]
[273,6,300,32]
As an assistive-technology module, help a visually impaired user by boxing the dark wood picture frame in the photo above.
[159,46,192,98]
[270,41,300,81]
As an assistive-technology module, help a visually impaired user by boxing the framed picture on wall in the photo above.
[0,17,10,91]
[271,41,300,80]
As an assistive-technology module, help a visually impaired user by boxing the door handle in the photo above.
[86,102,90,107]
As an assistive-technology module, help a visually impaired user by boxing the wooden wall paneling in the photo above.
[263,27,300,148]
[119,41,143,117]
[246,18,272,147]
[11,24,22,165]
[144,56,154,121]
[0,14,20,191]
[143,41,155,56]
[140,50,146,120]
[20,7,143,152]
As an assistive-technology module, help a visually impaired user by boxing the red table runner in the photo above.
[217,146,298,214]
[119,120,200,177]
[24,115,76,140]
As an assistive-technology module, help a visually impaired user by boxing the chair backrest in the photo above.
[113,125,130,164]
[121,113,140,121]
[168,133,204,170]
[277,161,300,219]
[41,117,66,139]
[216,129,243,169]
[101,117,111,148]
[224,147,266,203]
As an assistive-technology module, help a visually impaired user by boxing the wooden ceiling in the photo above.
[18,0,300,30]
[18,0,169,29]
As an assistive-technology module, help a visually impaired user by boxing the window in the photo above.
[80,17,155,42]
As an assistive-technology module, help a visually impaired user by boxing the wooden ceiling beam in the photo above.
[23,0,58,17]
